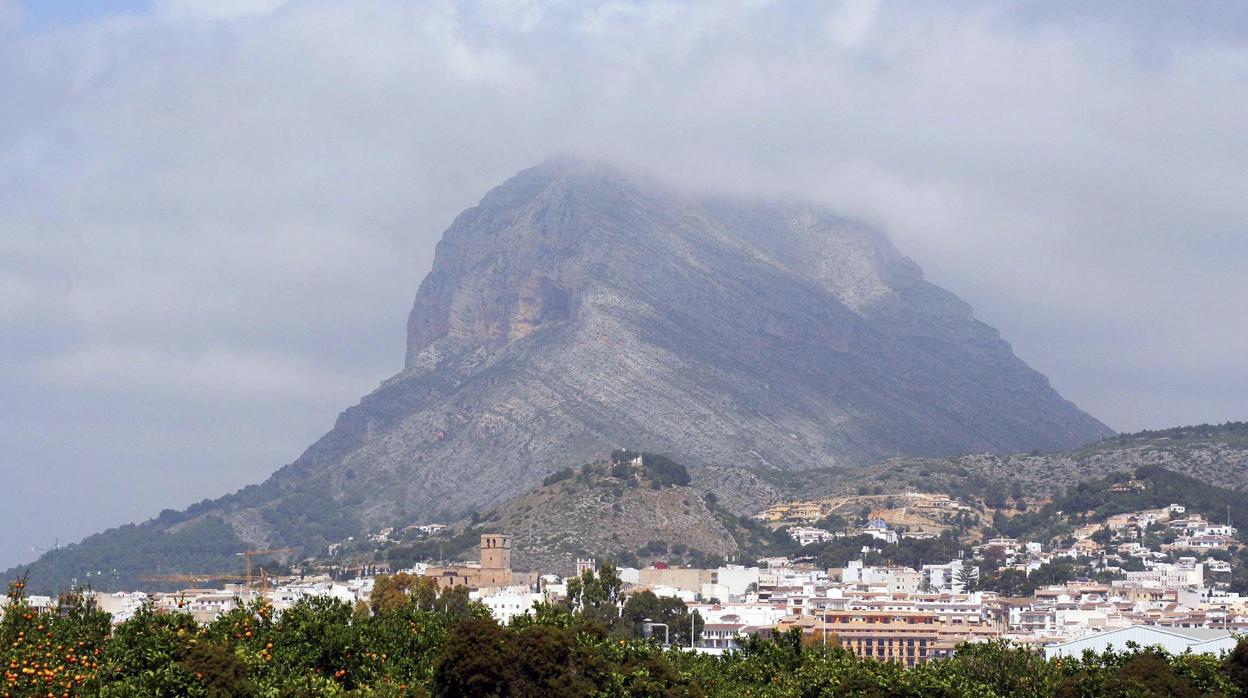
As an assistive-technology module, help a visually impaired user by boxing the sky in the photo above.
[1,0,1246,570]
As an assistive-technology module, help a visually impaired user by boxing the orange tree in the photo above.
[95,600,201,696]
[7,564,1248,697]
[1,580,110,698]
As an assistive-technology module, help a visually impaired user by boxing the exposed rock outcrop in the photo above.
[270,159,1110,532]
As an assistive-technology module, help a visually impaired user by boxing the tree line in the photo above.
[6,565,1248,696]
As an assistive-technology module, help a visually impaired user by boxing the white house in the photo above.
[788,527,835,546]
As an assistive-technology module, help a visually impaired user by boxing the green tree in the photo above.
[1011,481,1025,501]
[432,617,513,697]
[620,590,703,645]
[371,572,420,613]
[180,640,256,698]
[954,564,980,593]
[1106,650,1200,697]
[1226,636,1248,697]
[99,601,202,696]
[564,563,623,631]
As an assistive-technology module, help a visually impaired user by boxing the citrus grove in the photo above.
[4,568,1248,697]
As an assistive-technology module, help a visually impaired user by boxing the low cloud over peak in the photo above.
[2,0,1246,568]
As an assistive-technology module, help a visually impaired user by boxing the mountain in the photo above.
[8,159,1116,591]
[274,159,1109,522]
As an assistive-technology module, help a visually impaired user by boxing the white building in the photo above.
[648,584,698,603]
[1172,535,1237,551]
[1125,558,1203,588]
[89,591,148,623]
[788,527,835,546]
[1044,625,1237,659]
[713,565,760,598]
[700,583,730,602]
[474,586,543,625]
[842,561,921,593]
[922,560,977,593]
[689,601,787,629]
[857,519,899,545]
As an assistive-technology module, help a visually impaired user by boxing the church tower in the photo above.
[480,533,512,577]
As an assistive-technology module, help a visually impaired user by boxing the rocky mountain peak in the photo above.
[362,159,1112,523]
[4,160,1121,592]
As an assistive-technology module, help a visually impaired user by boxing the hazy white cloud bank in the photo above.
[2,0,1246,566]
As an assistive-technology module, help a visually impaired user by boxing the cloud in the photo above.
[0,0,19,33]
[824,0,880,48]
[1,0,1246,567]
[154,0,296,21]
[20,344,375,402]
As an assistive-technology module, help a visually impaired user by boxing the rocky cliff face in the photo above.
[5,159,1123,590]
[266,159,1110,533]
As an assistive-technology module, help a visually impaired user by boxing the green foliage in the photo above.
[620,590,703,646]
[258,490,362,553]
[984,481,1009,509]
[813,513,848,532]
[809,530,967,570]
[8,570,1248,696]
[564,563,624,631]
[981,560,1079,597]
[609,450,691,487]
[99,600,203,696]
[1109,421,1248,446]
[2,517,248,595]
[179,640,256,698]
[0,580,112,696]
[700,497,801,561]
[368,572,474,618]
[643,455,692,487]
[542,467,575,486]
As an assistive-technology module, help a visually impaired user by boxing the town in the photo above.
[12,487,1245,664]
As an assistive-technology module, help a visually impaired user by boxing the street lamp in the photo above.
[28,539,60,596]
[642,618,669,646]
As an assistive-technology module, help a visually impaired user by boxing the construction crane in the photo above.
[139,547,294,592]
[139,569,278,593]
[138,573,251,586]
[237,548,296,588]
[256,567,273,594]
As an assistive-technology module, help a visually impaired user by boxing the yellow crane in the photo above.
[237,548,296,588]
[138,573,249,585]
[139,568,280,594]
[140,547,295,593]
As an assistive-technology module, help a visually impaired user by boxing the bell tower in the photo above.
[480,533,512,572]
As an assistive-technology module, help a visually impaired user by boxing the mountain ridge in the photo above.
[12,423,1248,593]
[8,159,1121,591]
